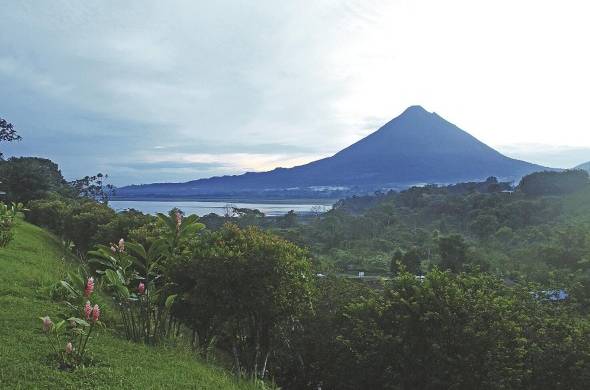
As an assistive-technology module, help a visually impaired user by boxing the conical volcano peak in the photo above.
[117,106,549,197]
[376,105,439,136]
[401,105,430,116]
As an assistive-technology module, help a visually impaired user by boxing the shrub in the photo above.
[0,202,24,247]
[27,197,70,235]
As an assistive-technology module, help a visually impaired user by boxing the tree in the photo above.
[93,209,153,246]
[390,248,404,275]
[170,224,314,379]
[331,270,590,390]
[518,170,589,196]
[538,224,590,268]
[310,205,327,217]
[438,233,468,272]
[233,207,265,227]
[0,157,67,202]
[279,210,298,228]
[494,226,514,242]
[469,213,499,239]
[63,200,116,257]
[390,247,421,275]
[223,203,236,218]
[402,247,422,274]
[69,173,115,203]
[0,117,22,159]
[272,276,377,390]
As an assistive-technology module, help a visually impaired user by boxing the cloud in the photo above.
[497,144,590,169]
[0,1,359,185]
[113,161,228,171]
[143,142,321,155]
[1,1,590,186]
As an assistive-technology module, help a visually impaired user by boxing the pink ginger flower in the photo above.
[118,238,125,252]
[110,245,117,253]
[138,282,145,295]
[65,342,73,354]
[92,304,100,322]
[84,301,92,320]
[84,277,94,297]
[42,316,53,332]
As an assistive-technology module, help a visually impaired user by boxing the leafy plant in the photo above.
[41,276,103,369]
[88,211,204,344]
[0,202,25,247]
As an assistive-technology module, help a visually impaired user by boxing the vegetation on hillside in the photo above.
[0,222,262,389]
[2,147,590,389]
[268,172,590,281]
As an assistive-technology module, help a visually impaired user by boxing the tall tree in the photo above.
[0,157,67,202]
[69,173,115,203]
[438,233,468,272]
[0,117,22,159]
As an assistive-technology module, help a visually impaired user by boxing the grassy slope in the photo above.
[0,221,259,389]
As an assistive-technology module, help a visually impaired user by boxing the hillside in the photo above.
[0,221,259,389]
[576,161,590,172]
[117,106,549,198]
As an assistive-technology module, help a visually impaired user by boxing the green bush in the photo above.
[0,202,24,247]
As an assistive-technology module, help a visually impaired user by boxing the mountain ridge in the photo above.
[116,106,551,198]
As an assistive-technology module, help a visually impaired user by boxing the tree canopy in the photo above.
[0,117,22,159]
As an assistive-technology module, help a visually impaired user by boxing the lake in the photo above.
[109,200,334,217]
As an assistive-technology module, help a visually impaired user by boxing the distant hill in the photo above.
[575,161,590,172]
[116,106,550,199]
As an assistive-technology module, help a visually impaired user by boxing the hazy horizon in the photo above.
[2,1,589,186]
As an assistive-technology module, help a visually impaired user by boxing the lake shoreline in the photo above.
[109,199,334,217]
[110,197,337,205]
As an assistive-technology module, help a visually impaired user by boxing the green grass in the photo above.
[0,221,261,389]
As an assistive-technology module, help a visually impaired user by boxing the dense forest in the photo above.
[2,152,590,389]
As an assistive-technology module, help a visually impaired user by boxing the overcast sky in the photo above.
[1,0,589,186]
